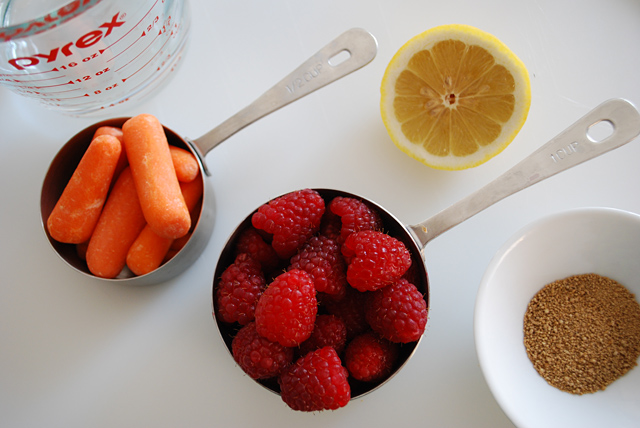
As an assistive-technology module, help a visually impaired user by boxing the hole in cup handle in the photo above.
[328,49,352,67]
[548,99,640,164]
[586,98,640,148]
[587,119,615,143]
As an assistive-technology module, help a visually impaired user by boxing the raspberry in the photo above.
[255,269,318,347]
[232,322,294,379]
[215,253,266,325]
[322,286,369,339]
[279,347,351,411]
[319,210,341,242]
[297,314,348,357]
[235,227,280,270]
[329,196,383,244]
[365,279,428,343]
[402,258,424,286]
[288,235,347,297]
[341,230,412,292]
[344,332,399,382]
[251,189,325,258]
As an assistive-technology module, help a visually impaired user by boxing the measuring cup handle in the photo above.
[192,28,378,161]
[410,98,640,246]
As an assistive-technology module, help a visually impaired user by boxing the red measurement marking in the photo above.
[121,30,170,82]
[39,92,89,102]
[8,75,66,84]
[27,67,62,75]
[48,94,103,108]
[115,29,161,74]
[46,87,82,94]
[65,93,90,100]
[0,67,61,78]
[34,80,74,89]
[102,0,159,52]
[107,30,147,63]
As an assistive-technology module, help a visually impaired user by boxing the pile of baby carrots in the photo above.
[47,114,203,279]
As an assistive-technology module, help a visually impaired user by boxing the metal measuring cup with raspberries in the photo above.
[212,189,429,411]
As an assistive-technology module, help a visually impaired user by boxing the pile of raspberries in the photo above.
[213,189,428,412]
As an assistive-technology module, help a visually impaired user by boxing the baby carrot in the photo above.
[94,126,123,142]
[180,173,204,215]
[122,114,191,239]
[170,145,199,183]
[86,167,147,279]
[163,248,179,264]
[47,134,122,244]
[125,173,204,276]
[94,126,127,180]
[76,241,88,261]
[170,232,191,252]
[125,225,174,276]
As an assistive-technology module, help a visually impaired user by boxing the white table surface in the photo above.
[2,1,640,427]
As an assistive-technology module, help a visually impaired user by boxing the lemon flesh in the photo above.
[381,24,531,170]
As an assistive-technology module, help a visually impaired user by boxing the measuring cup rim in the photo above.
[0,0,102,42]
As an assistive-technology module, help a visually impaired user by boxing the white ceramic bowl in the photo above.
[474,207,640,428]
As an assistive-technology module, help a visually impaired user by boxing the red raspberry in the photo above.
[344,332,399,382]
[322,286,369,340]
[365,279,428,343]
[215,253,266,325]
[341,230,412,292]
[279,347,351,411]
[402,259,424,286]
[329,196,383,244]
[288,235,347,297]
[297,314,348,357]
[251,189,325,258]
[235,227,280,270]
[232,322,294,379]
[319,209,341,242]
[255,269,318,347]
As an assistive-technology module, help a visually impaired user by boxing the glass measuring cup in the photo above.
[0,0,190,116]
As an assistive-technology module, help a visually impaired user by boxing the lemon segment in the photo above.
[381,24,531,170]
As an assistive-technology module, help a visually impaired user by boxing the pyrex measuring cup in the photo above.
[211,98,640,400]
[40,28,379,284]
[0,0,190,116]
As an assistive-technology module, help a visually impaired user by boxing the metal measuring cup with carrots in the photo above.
[40,28,379,285]
[46,115,203,279]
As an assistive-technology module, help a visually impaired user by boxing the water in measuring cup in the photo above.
[0,0,190,116]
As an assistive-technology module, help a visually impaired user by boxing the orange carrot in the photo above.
[126,174,204,275]
[170,145,199,183]
[169,175,203,251]
[122,114,190,239]
[94,126,128,180]
[76,241,88,261]
[168,180,203,251]
[180,173,204,213]
[163,248,179,263]
[170,232,191,251]
[86,167,147,278]
[94,126,123,142]
[47,134,122,244]
[125,225,175,276]
[189,198,203,230]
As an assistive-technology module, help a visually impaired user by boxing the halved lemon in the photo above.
[380,24,531,170]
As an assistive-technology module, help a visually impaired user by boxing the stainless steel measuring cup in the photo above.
[40,28,378,284]
[1,0,190,116]
[211,98,640,400]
